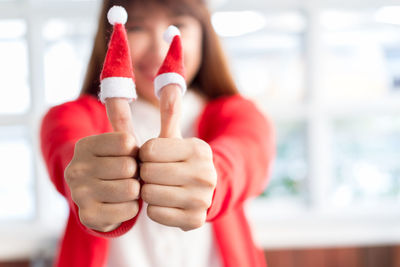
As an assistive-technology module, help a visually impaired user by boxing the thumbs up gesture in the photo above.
[139,84,217,231]
[64,6,142,233]
[64,97,141,233]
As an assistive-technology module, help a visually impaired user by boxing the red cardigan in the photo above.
[40,93,275,267]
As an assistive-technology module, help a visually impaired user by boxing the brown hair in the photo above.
[80,0,238,100]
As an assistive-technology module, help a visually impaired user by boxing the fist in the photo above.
[65,96,140,233]
[140,137,217,231]
[64,132,140,232]
[139,84,217,231]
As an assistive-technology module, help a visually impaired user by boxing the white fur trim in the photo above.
[154,73,187,99]
[107,6,128,25]
[163,25,181,44]
[99,77,137,103]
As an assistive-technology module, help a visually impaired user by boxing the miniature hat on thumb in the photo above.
[99,6,137,104]
[154,25,187,99]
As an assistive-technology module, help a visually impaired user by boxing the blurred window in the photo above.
[216,11,306,105]
[43,18,95,105]
[319,8,400,209]
[0,127,35,221]
[320,10,400,101]
[216,11,308,203]
[0,5,96,228]
[0,20,30,114]
[263,120,308,200]
[332,115,400,207]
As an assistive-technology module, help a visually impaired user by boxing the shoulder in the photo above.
[41,94,109,130]
[46,94,103,115]
[202,94,266,121]
[198,94,273,139]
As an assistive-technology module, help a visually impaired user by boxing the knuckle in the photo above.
[190,196,210,209]
[79,208,98,229]
[190,138,212,160]
[98,225,113,232]
[206,167,218,189]
[192,173,213,189]
[119,132,135,151]
[126,179,140,200]
[129,201,140,218]
[187,212,206,230]
[146,205,157,220]
[192,173,204,186]
[101,217,116,230]
[205,197,212,209]
[195,164,217,189]
[64,165,73,185]
[140,138,157,160]
[140,184,152,202]
[70,190,79,204]
[75,136,93,155]
[71,164,86,178]
[121,158,136,177]
[64,163,87,184]
[139,163,149,180]
[74,138,85,153]
[70,186,90,206]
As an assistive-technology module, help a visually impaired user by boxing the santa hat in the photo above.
[154,25,187,99]
[99,6,137,104]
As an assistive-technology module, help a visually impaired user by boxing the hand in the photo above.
[139,85,217,231]
[64,97,140,232]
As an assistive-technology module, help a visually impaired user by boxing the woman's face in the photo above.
[126,3,203,106]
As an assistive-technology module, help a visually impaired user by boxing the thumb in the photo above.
[105,97,135,135]
[159,84,182,139]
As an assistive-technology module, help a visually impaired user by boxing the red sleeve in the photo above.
[198,95,275,221]
[39,94,142,238]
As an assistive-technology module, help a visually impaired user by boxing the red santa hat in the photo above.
[154,25,187,99]
[99,6,137,103]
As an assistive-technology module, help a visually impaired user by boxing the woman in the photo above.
[40,0,275,266]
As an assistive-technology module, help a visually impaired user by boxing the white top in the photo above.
[106,90,222,267]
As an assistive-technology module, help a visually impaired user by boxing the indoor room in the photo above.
[0,0,399,266]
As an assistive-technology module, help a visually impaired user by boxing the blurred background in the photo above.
[1,0,400,266]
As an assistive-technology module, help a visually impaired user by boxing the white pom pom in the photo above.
[107,6,128,25]
[163,25,181,44]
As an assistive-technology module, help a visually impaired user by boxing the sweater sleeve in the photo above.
[39,94,142,238]
[198,95,275,221]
